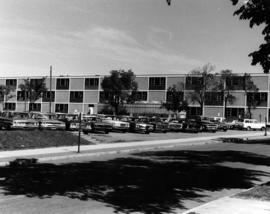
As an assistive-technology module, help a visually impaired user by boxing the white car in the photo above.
[102,117,130,133]
[242,119,266,131]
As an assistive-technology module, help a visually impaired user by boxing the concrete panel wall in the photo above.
[70,78,84,90]
[16,102,28,112]
[136,77,149,90]
[0,79,5,85]
[69,103,83,114]
[228,92,245,106]
[204,107,224,118]
[250,108,268,122]
[251,76,268,91]
[41,103,55,113]
[167,77,185,89]
[45,78,56,90]
[148,91,166,103]
[55,91,69,102]
[84,91,99,103]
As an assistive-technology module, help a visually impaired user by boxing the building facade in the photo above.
[0,73,269,123]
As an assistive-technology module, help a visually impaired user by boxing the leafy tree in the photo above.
[186,64,216,116]
[231,0,270,73]
[0,85,14,110]
[243,73,259,119]
[101,70,138,115]
[19,78,47,111]
[161,82,189,116]
[215,70,236,118]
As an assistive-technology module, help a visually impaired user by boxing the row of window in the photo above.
[3,78,100,90]
[4,103,69,113]
[3,91,268,106]
[3,76,265,91]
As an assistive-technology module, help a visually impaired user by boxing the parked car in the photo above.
[167,119,183,132]
[190,116,218,132]
[181,119,200,133]
[11,112,39,130]
[0,116,12,130]
[119,116,154,134]
[242,119,266,131]
[30,112,66,130]
[209,117,228,132]
[102,115,130,133]
[137,116,168,133]
[81,116,112,134]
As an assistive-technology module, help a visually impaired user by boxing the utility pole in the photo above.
[49,66,52,113]
[78,112,82,153]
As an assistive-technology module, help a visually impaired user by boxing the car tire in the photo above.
[261,127,266,131]
[83,131,88,135]
[105,130,109,134]
[247,126,251,131]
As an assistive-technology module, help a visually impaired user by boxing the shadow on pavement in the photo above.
[217,137,270,145]
[0,150,270,214]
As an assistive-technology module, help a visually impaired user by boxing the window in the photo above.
[55,104,68,113]
[42,91,55,102]
[56,78,69,90]
[133,91,147,101]
[225,108,244,119]
[29,103,41,112]
[247,92,267,107]
[185,76,202,90]
[85,78,99,89]
[205,92,224,106]
[30,79,44,87]
[226,76,244,90]
[99,91,112,104]
[70,91,83,103]
[187,107,202,116]
[4,103,16,111]
[149,77,166,90]
[17,91,29,101]
[6,79,17,88]
[166,91,183,102]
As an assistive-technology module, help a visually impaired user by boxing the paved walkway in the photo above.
[182,196,270,214]
[0,131,267,166]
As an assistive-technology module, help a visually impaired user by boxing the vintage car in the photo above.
[2,111,39,130]
[167,119,183,132]
[242,119,266,131]
[119,116,154,134]
[81,115,112,134]
[209,117,228,132]
[0,116,13,130]
[11,112,39,129]
[189,116,218,132]
[102,115,130,133]
[30,112,66,130]
[181,119,200,133]
[137,116,168,133]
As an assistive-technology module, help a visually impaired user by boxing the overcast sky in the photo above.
[0,0,263,77]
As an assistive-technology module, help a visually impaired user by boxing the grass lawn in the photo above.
[236,181,270,201]
[0,130,92,151]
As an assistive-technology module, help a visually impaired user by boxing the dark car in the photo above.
[120,116,154,134]
[181,119,200,133]
[81,116,112,134]
[0,116,12,130]
[167,119,183,132]
[188,116,218,132]
[138,116,168,133]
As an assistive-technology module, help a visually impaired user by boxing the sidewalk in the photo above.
[0,131,267,166]
[182,194,270,214]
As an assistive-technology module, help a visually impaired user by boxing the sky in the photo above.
[0,0,264,77]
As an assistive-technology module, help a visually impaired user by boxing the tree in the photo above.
[215,70,236,118]
[186,64,216,116]
[243,73,259,119]
[19,78,47,111]
[101,70,138,115]
[161,82,189,116]
[231,0,270,73]
[0,85,14,110]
